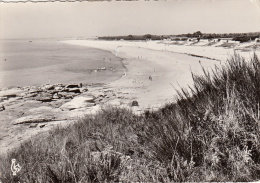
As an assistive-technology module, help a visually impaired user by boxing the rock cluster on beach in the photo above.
[0,84,84,154]
[0,83,96,124]
[0,82,141,154]
[0,82,141,125]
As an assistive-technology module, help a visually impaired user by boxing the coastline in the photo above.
[62,39,259,109]
[0,39,258,155]
[62,40,222,109]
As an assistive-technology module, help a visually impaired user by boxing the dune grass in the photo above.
[1,53,260,182]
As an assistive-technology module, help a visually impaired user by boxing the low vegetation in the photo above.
[98,31,260,42]
[1,53,260,182]
[98,34,166,41]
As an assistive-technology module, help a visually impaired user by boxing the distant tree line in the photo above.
[98,34,166,41]
[178,31,260,38]
[98,31,260,43]
[178,31,260,42]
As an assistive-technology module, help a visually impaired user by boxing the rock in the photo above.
[83,96,95,103]
[42,84,54,90]
[12,115,55,125]
[0,105,5,111]
[54,86,64,91]
[28,106,58,113]
[4,94,17,98]
[24,93,38,98]
[35,97,52,102]
[80,87,88,92]
[40,124,46,128]
[94,98,103,103]
[65,84,79,88]
[58,92,76,99]
[34,93,53,102]
[0,88,23,98]
[0,96,8,102]
[63,105,101,118]
[52,93,61,99]
[131,100,139,107]
[67,88,81,93]
[51,99,68,108]
[60,96,95,111]
[29,89,42,94]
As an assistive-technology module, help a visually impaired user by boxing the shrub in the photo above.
[233,36,251,43]
[143,53,260,181]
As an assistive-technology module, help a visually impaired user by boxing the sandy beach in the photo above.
[63,39,259,109]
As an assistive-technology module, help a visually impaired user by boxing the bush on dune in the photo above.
[145,53,260,181]
[1,53,260,182]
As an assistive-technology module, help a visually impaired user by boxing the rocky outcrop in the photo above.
[42,84,55,90]
[66,88,81,93]
[0,81,142,156]
[0,81,138,146]
[0,83,88,113]
[34,93,53,102]
[12,115,56,125]
[0,83,115,133]
[16,84,85,102]
[60,96,95,111]
[65,84,80,88]
[0,88,23,99]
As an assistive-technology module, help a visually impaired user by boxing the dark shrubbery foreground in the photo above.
[1,53,260,182]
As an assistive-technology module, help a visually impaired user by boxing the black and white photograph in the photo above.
[0,0,260,182]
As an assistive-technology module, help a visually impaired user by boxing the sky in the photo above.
[0,0,259,39]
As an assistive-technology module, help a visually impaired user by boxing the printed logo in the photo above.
[11,159,21,176]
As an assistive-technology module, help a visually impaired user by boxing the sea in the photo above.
[0,39,125,88]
